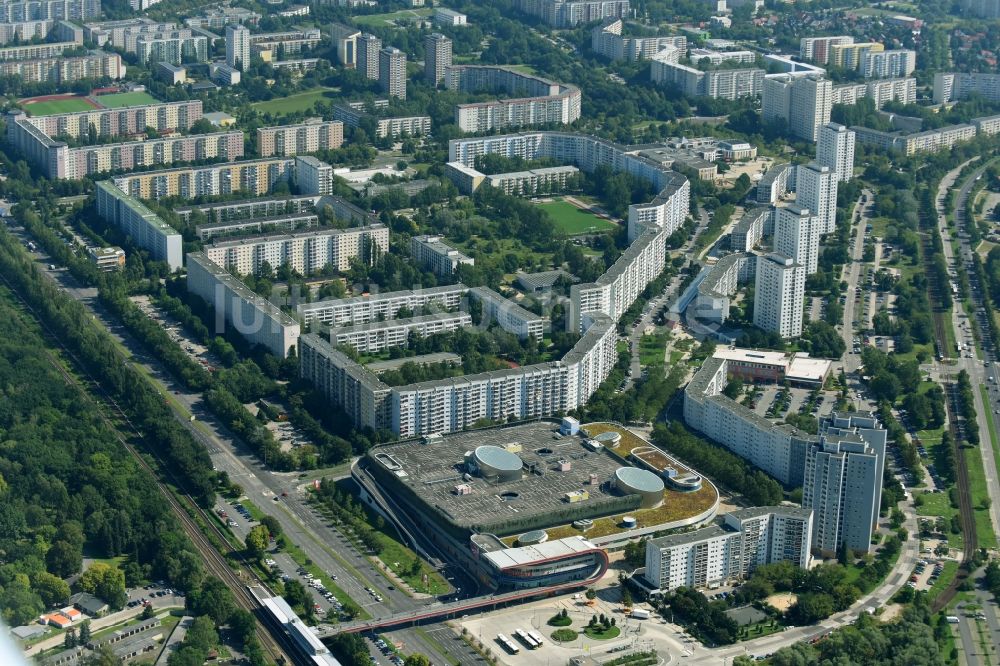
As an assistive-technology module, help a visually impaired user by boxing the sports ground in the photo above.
[251,87,341,116]
[536,198,617,235]
[19,91,161,116]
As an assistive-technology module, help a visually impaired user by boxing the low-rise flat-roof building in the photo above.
[410,234,474,276]
[87,246,126,272]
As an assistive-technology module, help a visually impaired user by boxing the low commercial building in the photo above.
[445,66,581,133]
[156,61,186,84]
[87,246,125,272]
[329,312,473,353]
[257,119,344,157]
[95,181,182,271]
[469,286,548,339]
[187,252,300,358]
[410,235,474,276]
[644,506,813,591]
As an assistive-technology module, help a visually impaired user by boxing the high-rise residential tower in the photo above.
[753,252,805,338]
[774,204,821,274]
[379,46,406,99]
[225,24,249,71]
[763,74,832,142]
[425,32,451,86]
[357,33,381,80]
[817,122,855,182]
[796,162,839,234]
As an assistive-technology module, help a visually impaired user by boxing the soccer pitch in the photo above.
[537,199,617,235]
[22,98,96,116]
[95,91,160,108]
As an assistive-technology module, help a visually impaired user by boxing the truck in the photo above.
[631,609,651,620]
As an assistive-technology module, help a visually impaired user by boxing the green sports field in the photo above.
[95,91,160,108]
[537,200,617,235]
[251,87,341,116]
[22,98,96,116]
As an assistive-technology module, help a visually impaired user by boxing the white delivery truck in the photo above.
[631,609,651,620]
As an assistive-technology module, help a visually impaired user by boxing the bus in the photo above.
[514,629,540,649]
[527,630,545,647]
[497,634,520,654]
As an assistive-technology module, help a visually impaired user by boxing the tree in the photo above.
[65,627,77,648]
[404,655,432,666]
[79,562,127,610]
[245,524,270,556]
[260,515,282,539]
[622,588,633,607]
[585,588,597,600]
[33,571,71,607]
[47,540,82,578]
[78,619,92,645]
[229,609,256,644]
[141,602,155,620]
[189,577,236,625]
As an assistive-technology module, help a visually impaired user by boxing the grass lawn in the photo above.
[506,63,538,75]
[251,87,341,116]
[551,628,577,642]
[353,8,432,26]
[583,625,621,640]
[96,91,160,108]
[22,97,95,115]
[537,200,616,235]
[980,384,1000,514]
[639,333,668,366]
[737,622,783,642]
[963,446,997,548]
[916,491,964,549]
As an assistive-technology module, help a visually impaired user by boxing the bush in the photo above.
[550,629,577,642]
[547,614,572,627]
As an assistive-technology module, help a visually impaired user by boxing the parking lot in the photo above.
[132,295,221,371]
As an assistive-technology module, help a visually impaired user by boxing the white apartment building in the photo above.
[95,180,182,271]
[135,31,207,65]
[225,24,250,71]
[688,48,757,66]
[799,35,853,64]
[796,162,838,234]
[331,104,431,139]
[0,0,100,22]
[756,163,792,205]
[692,252,755,324]
[860,49,916,78]
[357,33,381,80]
[832,78,916,108]
[445,66,581,132]
[187,252,300,358]
[773,204,820,275]
[804,413,886,554]
[762,74,832,142]
[469,286,548,339]
[379,46,406,100]
[591,18,686,62]
[204,224,388,275]
[852,123,978,156]
[933,71,1000,104]
[754,252,805,339]
[513,0,629,28]
[297,285,469,327]
[816,123,855,183]
[651,61,765,100]
[329,312,473,354]
[425,33,451,86]
[329,23,359,68]
[0,50,124,84]
[644,506,813,591]
[257,119,344,157]
[409,235,474,276]
[730,206,770,252]
[295,156,333,196]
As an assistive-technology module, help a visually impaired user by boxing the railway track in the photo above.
[0,267,297,665]
[920,201,978,613]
